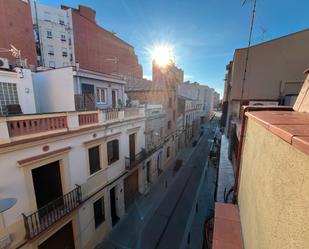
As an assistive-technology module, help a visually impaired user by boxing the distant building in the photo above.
[61,5,143,78]
[144,104,166,188]
[125,61,183,169]
[30,0,75,68]
[0,0,37,67]
[179,81,218,123]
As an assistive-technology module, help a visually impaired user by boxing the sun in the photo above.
[151,45,175,67]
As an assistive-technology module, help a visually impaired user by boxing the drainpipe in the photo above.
[232,105,293,203]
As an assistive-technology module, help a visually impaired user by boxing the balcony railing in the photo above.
[22,185,82,240]
[0,108,145,144]
[78,112,98,126]
[125,149,147,170]
[7,115,67,137]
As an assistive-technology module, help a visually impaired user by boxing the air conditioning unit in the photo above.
[249,101,279,106]
[0,58,9,69]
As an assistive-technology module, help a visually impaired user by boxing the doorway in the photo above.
[129,133,136,162]
[32,161,63,210]
[157,152,162,176]
[81,83,95,110]
[38,222,75,249]
[124,170,139,210]
[109,187,119,226]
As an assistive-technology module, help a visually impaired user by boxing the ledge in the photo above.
[246,111,309,156]
[212,203,243,249]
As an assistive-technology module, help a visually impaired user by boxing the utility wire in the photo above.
[239,0,257,115]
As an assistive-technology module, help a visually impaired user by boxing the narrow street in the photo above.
[97,116,219,249]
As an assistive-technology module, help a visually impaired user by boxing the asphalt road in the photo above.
[97,117,219,249]
[140,117,218,249]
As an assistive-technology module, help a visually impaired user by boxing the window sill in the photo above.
[107,159,119,166]
[88,167,107,179]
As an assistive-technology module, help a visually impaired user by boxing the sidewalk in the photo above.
[216,135,234,203]
[96,132,201,249]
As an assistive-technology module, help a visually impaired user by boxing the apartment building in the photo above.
[143,105,166,190]
[0,0,37,67]
[33,66,126,113]
[0,68,36,115]
[179,81,218,123]
[61,5,143,78]
[213,71,309,249]
[223,28,309,166]
[0,105,149,249]
[30,1,75,68]
[177,95,201,144]
[125,62,183,169]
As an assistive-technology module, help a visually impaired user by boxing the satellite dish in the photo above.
[0,198,17,213]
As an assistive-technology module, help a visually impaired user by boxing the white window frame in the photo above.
[96,87,107,104]
[46,30,53,39]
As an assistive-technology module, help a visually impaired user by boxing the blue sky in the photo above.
[39,0,309,96]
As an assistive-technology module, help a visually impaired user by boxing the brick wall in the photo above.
[70,5,142,78]
[0,0,37,66]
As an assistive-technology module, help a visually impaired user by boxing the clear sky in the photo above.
[38,0,309,96]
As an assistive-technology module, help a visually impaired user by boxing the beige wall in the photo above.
[238,118,309,249]
[230,29,309,101]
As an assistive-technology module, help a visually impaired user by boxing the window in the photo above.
[44,11,51,21]
[60,34,66,41]
[173,110,176,121]
[68,38,72,46]
[96,88,107,104]
[0,82,19,115]
[88,146,101,175]
[62,48,68,57]
[46,30,52,38]
[167,121,171,130]
[167,147,170,158]
[93,197,105,228]
[48,45,54,55]
[107,140,119,165]
[168,97,172,108]
[49,61,55,68]
[59,16,65,25]
[70,53,73,62]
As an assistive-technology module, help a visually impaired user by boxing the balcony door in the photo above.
[129,133,136,162]
[81,83,95,110]
[112,89,117,108]
[32,161,63,210]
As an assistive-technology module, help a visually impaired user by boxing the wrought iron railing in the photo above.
[125,149,147,170]
[22,185,82,240]
[125,141,165,170]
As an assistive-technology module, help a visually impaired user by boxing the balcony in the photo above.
[125,149,147,170]
[0,108,145,144]
[22,185,82,240]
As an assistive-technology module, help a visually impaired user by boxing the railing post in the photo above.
[67,112,80,131]
[119,109,125,120]
[22,213,30,240]
[0,117,10,144]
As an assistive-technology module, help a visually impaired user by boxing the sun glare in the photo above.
[151,45,175,67]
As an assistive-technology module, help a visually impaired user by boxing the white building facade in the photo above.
[33,67,127,113]
[30,1,75,68]
[0,107,148,249]
[0,68,36,115]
